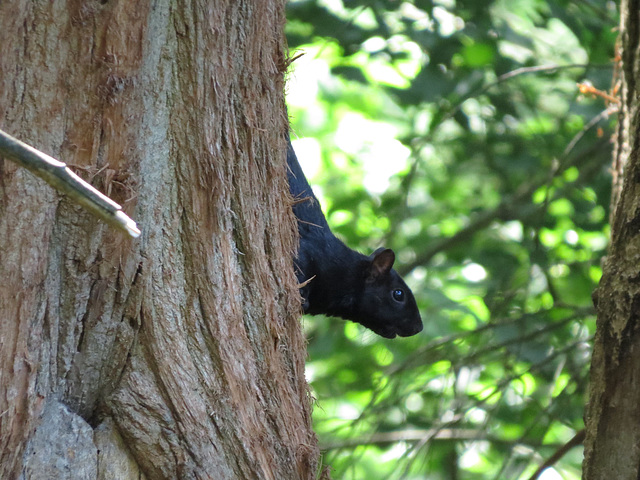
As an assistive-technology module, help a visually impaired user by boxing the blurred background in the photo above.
[285,1,617,479]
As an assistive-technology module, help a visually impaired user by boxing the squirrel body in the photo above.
[287,140,423,338]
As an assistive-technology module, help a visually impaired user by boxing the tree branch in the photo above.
[0,128,140,238]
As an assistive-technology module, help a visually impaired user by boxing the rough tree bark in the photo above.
[0,1,321,479]
[583,0,640,478]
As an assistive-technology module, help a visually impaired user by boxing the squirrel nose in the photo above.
[398,319,423,337]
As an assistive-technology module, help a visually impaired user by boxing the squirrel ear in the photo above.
[368,248,395,280]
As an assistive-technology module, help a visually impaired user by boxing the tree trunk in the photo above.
[583,0,640,478]
[0,1,320,479]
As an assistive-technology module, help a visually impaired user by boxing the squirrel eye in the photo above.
[392,289,405,302]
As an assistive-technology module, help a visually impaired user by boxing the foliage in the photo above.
[286,0,617,479]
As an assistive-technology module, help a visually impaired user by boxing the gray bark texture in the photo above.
[582,0,640,478]
[0,1,321,479]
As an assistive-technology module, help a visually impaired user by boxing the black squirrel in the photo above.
[287,140,423,338]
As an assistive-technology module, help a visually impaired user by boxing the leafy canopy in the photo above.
[286,0,616,478]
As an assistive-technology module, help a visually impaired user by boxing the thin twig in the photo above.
[398,122,611,275]
[0,128,140,238]
[320,427,568,451]
[527,429,586,480]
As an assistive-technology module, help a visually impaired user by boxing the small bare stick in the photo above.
[0,128,140,239]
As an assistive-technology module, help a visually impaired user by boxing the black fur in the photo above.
[287,140,423,338]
